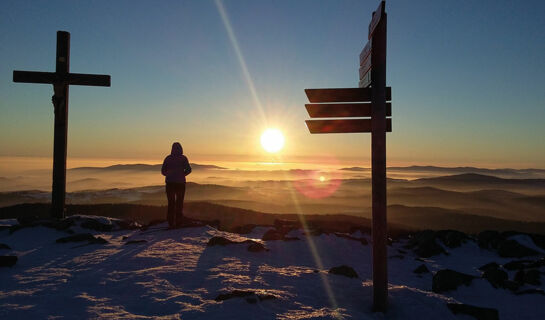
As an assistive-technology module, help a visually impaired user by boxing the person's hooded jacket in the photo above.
[161,142,192,183]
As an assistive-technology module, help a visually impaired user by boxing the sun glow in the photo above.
[260,128,285,153]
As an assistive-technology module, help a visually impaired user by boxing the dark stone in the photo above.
[207,236,237,246]
[482,268,508,289]
[115,220,142,230]
[529,234,545,251]
[247,242,268,252]
[215,290,276,303]
[80,219,113,232]
[523,269,541,285]
[497,240,539,258]
[0,255,17,267]
[334,232,368,245]
[262,229,286,241]
[477,230,504,249]
[432,269,475,293]
[328,265,358,278]
[435,230,469,248]
[406,230,447,258]
[447,303,499,320]
[56,233,108,244]
[0,243,11,250]
[125,240,148,245]
[503,259,535,270]
[501,280,520,291]
[232,224,256,234]
[413,264,429,274]
[515,289,545,296]
[478,262,500,272]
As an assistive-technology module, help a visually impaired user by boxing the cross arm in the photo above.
[68,73,110,86]
[13,71,57,84]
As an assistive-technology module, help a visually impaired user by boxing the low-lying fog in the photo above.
[2,161,545,224]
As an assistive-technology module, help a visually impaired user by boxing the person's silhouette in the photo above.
[161,142,192,228]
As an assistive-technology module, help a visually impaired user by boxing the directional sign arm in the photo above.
[306,119,391,134]
[305,103,391,118]
[305,87,391,103]
[13,71,57,84]
[68,73,111,86]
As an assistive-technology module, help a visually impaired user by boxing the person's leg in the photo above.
[175,183,185,226]
[166,183,175,227]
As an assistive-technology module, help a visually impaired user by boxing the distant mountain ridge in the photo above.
[70,163,227,172]
[340,165,545,178]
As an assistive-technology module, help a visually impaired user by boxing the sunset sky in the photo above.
[1,0,544,169]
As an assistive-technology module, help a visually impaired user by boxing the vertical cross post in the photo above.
[370,10,388,312]
[51,31,70,219]
[13,30,111,220]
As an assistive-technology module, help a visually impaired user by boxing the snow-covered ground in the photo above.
[0,217,544,319]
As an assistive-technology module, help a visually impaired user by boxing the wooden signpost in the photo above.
[13,31,111,219]
[304,1,390,311]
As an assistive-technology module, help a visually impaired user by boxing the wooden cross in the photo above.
[13,31,111,219]
[304,1,390,312]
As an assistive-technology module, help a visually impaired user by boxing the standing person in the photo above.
[161,142,192,228]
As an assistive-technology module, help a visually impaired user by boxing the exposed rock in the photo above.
[413,264,429,274]
[515,269,541,285]
[334,232,368,245]
[503,259,535,270]
[207,236,237,246]
[0,243,11,250]
[501,280,520,292]
[406,230,448,258]
[515,289,545,296]
[0,255,17,267]
[262,229,286,241]
[477,230,504,250]
[80,218,113,232]
[115,220,142,230]
[497,240,539,258]
[215,290,277,303]
[529,234,545,251]
[328,265,358,278]
[56,233,108,244]
[478,262,500,272]
[432,269,475,293]
[125,240,148,245]
[435,230,469,248]
[231,224,256,234]
[447,303,499,320]
[482,268,508,289]
[247,242,268,252]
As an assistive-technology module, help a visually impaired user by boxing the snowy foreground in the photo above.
[1,216,544,319]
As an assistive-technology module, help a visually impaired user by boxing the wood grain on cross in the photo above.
[13,31,111,219]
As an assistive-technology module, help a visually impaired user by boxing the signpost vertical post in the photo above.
[370,3,388,312]
[303,0,390,312]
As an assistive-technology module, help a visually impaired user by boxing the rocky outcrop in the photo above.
[447,303,499,320]
[231,224,257,234]
[56,233,108,244]
[328,265,358,278]
[432,269,475,293]
[413,264,429,274]
[405,230,448,258]
[0,255,17,268]
[215,290,277,303]
[125,240,148,245]
[261,229,299,241]
[207,236,268,252]
[497,240,539,258]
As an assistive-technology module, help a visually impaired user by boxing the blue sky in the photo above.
[1,0,544,167]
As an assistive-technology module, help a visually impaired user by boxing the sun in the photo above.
[260,128,285,153]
